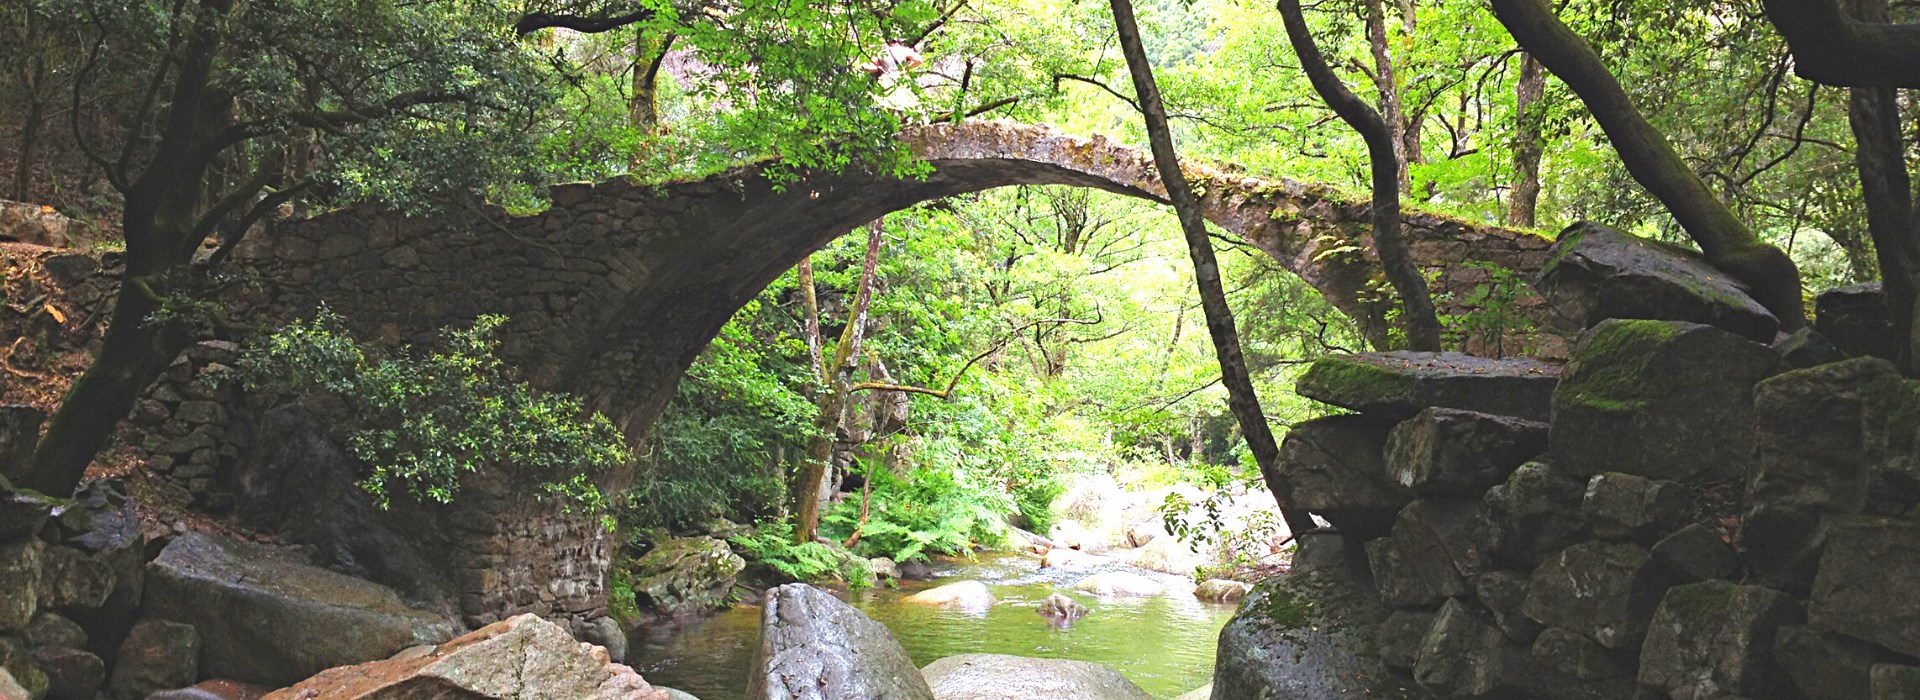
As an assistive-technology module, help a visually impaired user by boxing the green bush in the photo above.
[822,463,1008,563]
[237,308,627,519]
[729,522,872,590]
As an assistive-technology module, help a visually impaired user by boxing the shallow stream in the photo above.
[628,552,1237,699]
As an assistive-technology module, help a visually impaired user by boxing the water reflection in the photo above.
[629,553,1236,699]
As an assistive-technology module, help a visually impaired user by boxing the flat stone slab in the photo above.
[1295,352,1561,422]
[1537,222,1779,342]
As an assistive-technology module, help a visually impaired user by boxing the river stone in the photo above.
[31,646,102,700]
[107,618,199,699]
[1483,461,1587,567]
[1550,319,1779,484]
[1651,524,1738,583]
[143,531,457,687]
[868,557,900,580]
[1536,222,1779,342]
[1521,542,1677,651]
[904,580,997,610]
[1037,593,1089,621]
[1129,533,1203,575]
[1276,414,1408,538]
[920,654,1150,700]
[624,536,745,619]
[1041,548,1106,570]
[1530,626,1620,683]
[1195,579,1251,603]
[1775,625,1878,700]
[1582,472,1689,543]
[1295,352,1561,422]
[747,583,934,700]
[1387,408,1547,497]
[1412,598,1536,698]
[1808,516,1920,659]
[260,613,669,700]
[1747,358,1920,591]
[1638,581,1800,700]
[1071,572,1166,598]
[1817,282,1897,361]
[1211,533,1421,700]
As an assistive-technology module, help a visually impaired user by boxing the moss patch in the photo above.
[1298,356,1417,404]
[1557,320,1681,413]
[1262,585,1313,629]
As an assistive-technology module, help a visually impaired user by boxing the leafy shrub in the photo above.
[237,308,627,518]
[822,463,1009,563]
[729,522,872,590]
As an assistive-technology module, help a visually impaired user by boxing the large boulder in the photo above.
[1128,534,1203,575]
[260,613,667,700]
[107,618,200,699]
[1366,499,1487,609]
[1816,282,1896,361]
[1386,408,1547,497]
[919,654,1151,700]
[1775,625,1880,700]
[143,531,458,687]
[622,537,745,619]
[1411,598,1537,698]
[903,581,996,611]
[1520,542,1677,651]
[747,584,934,700]
[1549,319,1779,483]
[1070,572,1166,598]
[1276,414,1409,538]
[1483,461,1588,568]
[1637,581,1800,700]
[1746,358,1920,591]
[1211,533,1421,700]
[1295,352,1561,422]
[1807,517,1920,660]
[1536,222,1779,342]
[1040,548,1106,570]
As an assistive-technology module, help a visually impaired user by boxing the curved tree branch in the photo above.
[1762,0,1920,87]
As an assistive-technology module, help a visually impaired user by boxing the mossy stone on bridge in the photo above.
[1296,352,1561,422]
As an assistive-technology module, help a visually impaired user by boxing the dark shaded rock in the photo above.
[1413,598,1536,697]
[106,618,199,699]
[49,480,145,629]
[898,559,934,580]
[1211,534,1422,700]
[1279,415,1410,538]
[1521,542,1677,650]
[0,637,47,699]
[260,613,669,700]
[1582,472,1689,543]
[1873,664,1920,700]
[1483,461,1587,567]
[0,540,40,633]
[1775,625,1878,700]
[1529,627,1619,683]
[0,406,45,480]
[1367,499,1487,609]
[1747,358,1920,592]
[1651,524,1738,583]
[0,484,51,543]
[1775,328,1848,369]
[143,531,457,687]
[1808,516,1920,660]
[1387,408,1547,497]
[1296,352,1561,422]
[580,616,627,664]
[622,537,744,619]
[747,584,934,700]
[1375,610,1436,670]
[1550,320,1778,483]
[21,613,83,650]
[919,654,1151,700]
[1473,571,1542,644]
[1536,222,1779,342]
[1638,581,1799,700]
[36,546,113,610]
[1816,282,1896,361]
[30,646,102,700]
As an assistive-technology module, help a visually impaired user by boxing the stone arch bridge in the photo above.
[237,120,1553,445]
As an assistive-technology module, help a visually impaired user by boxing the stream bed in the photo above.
[628,552,1237,699]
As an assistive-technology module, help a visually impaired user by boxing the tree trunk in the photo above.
[630,32,673,134]
[1490,0,1807,329]
[1844,0,1920,373]
[1508,52,1547,228]
[12,56,44,202]
[1108,0,1316,536]
[793,220,884,543]
[1278,0,1443,351]
[1365,0,1410,194]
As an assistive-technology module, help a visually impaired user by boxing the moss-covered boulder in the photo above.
[621,536,745,620]
[1210,534,1421,700]
[1808,517,1920,660]
[1536,222,1779,342]
[1637,581,1799,700]
[1296,352,1561,422]
[0,540,40,634]
[0,637,47,700]
[1550,319,1778,484]
[1386,408,1547,497]
[1278,414,1409,538]
[1520,542,1677,651]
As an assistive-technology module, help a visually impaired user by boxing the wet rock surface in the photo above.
[747,584,934,700]
[919,654,1151,700]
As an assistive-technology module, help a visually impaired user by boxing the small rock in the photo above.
[1582,472,1689,542]
[1412,598,1533,697]
[35,545,114,609]
[1652,524,1738,583]
[1194,579,1250,603]
[1375,610,1435,670]
[0,638,46,699]
[1774,328,1848,369]
[31,646,103,700]
[1278,414,1409,538]
[904,581,997,611]
[0,540,40,633]
[0,668,27,700]
[622,536,745,619]
[1530,626,1620,682]
[1070,572,1165,598]
[1036,593,1089,621]
[1367,499,1486,609]
[1473,570,1542,644]
[1483,461,1588,567]
[21,612,84,650]
[868,557,900,580]
[1387,408,1547,497]
[581,616,627,664]
[1521,542,1677,650]
[107,618,200,698]
[898,560,934,580]
[1637,581,1800,700]
[1775,625,1878,700]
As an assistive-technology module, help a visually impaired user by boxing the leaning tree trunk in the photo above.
[1490,0,1807,330]
[1278,0,1443,351]
[793,220,884,544]
[1843,0,1920,373]
[1108,0,1316,536]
